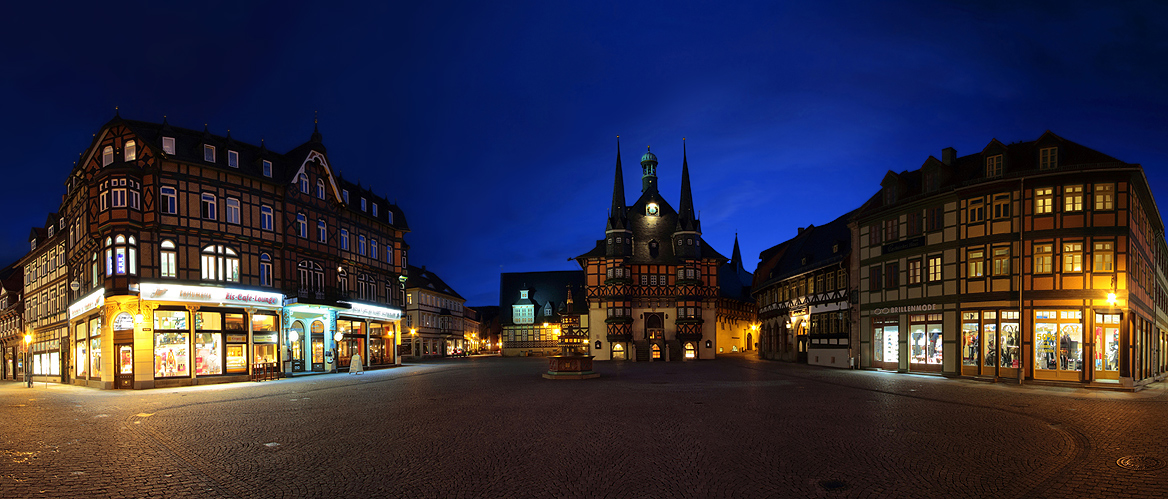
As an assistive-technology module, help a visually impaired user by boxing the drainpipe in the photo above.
[1019,176,1025,386]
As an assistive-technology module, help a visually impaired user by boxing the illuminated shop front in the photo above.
[338,301,402,368]
[69,288,108,389]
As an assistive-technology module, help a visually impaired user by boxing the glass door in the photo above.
[872,319,899,370]
[998,311,1021,378]
[115,344,133,389]
[290,321,305,372]
[1095,313,1121,380]
[961,312,980,375]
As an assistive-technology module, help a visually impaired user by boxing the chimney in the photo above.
[942,147,956,166]
[797,226,805,235]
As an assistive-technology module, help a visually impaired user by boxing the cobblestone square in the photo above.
[2,356,1166,498]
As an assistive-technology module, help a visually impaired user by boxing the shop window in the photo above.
[961,312,979,366]
[874,323,899,363]
[982,311,998,368]
[125,140,137,161]
[1094,241,1113,272]
[1034,310,1083,374]
[1064,186,1083,212]
[1094,184,1114,211]
[967,250,984,278]
[259,253,272,286]
[200,245,240,282]
[1039,147,1057,169]
[1096,313,1120,373]
[105,235,137,276]
[1034,244,1053,273]
[909,314,942,365]
[1062,242,1083,272]
[161,186,177,214]
[160,240,177,278]
[194,312,224,376]
[1035,188,1053,214]
[1000,311,1021,369]
[261,205,273,231]
[992,247,1010,276]
[154,310,190,378]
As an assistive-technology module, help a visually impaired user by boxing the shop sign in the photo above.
[139,283,283,307]
[253,333,278,343]
[113,312,135,331]
[226,334,247,343]
[339,301,402,321]
[873,304,938,316]
[790,307,808,316]
[69,288,105,319]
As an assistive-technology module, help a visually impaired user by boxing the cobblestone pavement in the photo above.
[2,355,1167,498]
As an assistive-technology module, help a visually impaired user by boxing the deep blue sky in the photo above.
[3,1,1167,307]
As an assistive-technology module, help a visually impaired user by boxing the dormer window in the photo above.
[883,184,897,205]
[372,203,378,217]
[124,140,137,161]
[543,302,552,317]
[1039,147,1058,169]
[204,145,216,162]
[262,160,272,177]
[986,154,1003,177]
[361,198,367,211]
[102,146,113,167]
[342,189,349,204]
[228,150,239,168]
[520,290,529,299]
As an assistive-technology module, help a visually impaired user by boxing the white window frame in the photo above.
[226,198,240,224]
[125,140,137,162]
[228,150,239,168]
[162,137,175,155]
[261,205,273,231]
[201,193,217,220]
[262,160,272,177]
[204,144,216,163]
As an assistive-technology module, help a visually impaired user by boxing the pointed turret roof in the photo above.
[606,137,628,231]
[676,139,699,232]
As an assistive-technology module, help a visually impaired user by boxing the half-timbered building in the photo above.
[499,271,586,357]
[0,265,24,381]
[854,132,1168,387]
[575,140,754,361]
[753,212,853,368]
[404,264,469,358]
[36,114,410,389]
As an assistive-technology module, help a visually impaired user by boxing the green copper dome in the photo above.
[640,147,657,164]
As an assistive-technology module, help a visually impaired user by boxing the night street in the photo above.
[2,356,1165,498]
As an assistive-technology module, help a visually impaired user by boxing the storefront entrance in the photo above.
[873,318,899,370]
[290,321,305,372]
[908,314,943,373]
[115,344,134,389]
[1094,313,1121,380]
[311,321,325,372]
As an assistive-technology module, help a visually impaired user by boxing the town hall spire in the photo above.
[606,136,627,231]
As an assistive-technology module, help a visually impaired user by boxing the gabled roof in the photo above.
[753,210,854,290]
[498,271,586,326]
[405,265,463,300]
[110,116,408,231]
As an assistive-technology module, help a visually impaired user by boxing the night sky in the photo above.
[3,1,1167,307]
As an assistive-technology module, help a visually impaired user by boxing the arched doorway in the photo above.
[651,343,662,360]
[684,342,696,359]
[646,313,663,340]
[612,343,626,360]
[290,321,305,372]
[746,332,753,351]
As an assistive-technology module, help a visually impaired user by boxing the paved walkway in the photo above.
[1,355,1166,498]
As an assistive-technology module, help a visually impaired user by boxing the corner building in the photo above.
[57,115,407,389]
[854,132,1167,387]
[575,140,754,361]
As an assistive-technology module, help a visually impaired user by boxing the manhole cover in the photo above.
[818,479,848,491]
[1117,456,1164,471]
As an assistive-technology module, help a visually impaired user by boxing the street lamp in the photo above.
[410,328,417,357]
[23,332,33,388]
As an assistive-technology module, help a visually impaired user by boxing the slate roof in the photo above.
[405,265,463,300]
[753,210,854,291]
[854,131,1131,223]
[717,236,754,302]
[108,116,409,231]
[498,271,586,326]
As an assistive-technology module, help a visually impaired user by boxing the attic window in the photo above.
[372,203,378,217]
[543,303,552,316]
[342,189,349,204]
[162,137,175,155]
[801,256,809,265]
[1039,147,1057,169]
[361,198,367,211]
[520,290,528,299]
[985,154,1003,177]
[204,145,216,163]
[228,150,239,168]
[883,184,897,205]
[262,160,272,177]
[102,146,113,167]
[833,243,840,253]
[125,140,137,161]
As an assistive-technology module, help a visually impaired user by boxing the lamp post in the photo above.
[410,328,417,358]
[23,332,33,388]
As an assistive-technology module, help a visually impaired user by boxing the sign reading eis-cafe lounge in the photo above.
[139,283,284,307]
